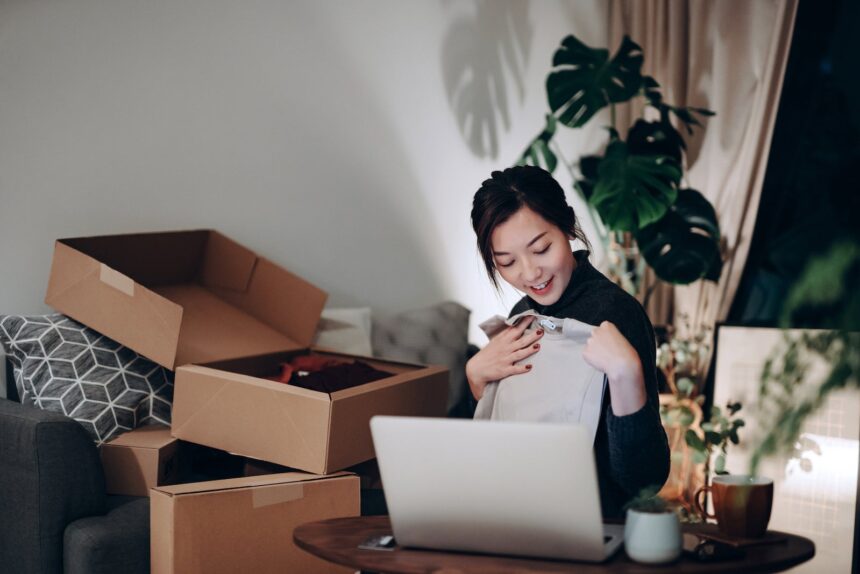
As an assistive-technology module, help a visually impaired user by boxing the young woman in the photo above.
[467,165,669,518]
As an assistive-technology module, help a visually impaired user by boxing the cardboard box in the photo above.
[150,472,358,574]
[172,350,449,474]
[100,424,184,497]
[45,230,327,370]
[45,230,450,474]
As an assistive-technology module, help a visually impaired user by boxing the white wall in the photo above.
[0,0,608,343]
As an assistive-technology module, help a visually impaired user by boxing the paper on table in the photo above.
[473,310,606,445]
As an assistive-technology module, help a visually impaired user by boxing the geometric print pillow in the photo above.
[0,313,173,445]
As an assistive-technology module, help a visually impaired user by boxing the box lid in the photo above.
[152,471,353,497]
[44,230,327,369]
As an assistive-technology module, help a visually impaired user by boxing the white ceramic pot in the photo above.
[624,508,682,564]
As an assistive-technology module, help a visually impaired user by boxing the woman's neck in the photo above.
[528,250,592,315]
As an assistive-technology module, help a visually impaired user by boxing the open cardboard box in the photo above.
[150,471,359,574]
[172,349,449,474]
[45,230,327,370]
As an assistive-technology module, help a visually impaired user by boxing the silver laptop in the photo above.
[369,416,624,562]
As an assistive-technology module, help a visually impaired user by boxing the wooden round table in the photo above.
[294,516,815,573]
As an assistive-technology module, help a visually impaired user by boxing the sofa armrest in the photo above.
[64,496,150,574]
[0,398,107,574]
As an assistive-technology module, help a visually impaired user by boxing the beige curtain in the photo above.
[608,0,798,337]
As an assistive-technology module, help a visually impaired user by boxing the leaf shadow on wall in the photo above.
[441,0,533,159]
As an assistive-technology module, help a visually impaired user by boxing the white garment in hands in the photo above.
[473,310,606,445]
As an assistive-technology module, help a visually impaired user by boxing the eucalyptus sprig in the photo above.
[656,314,713,397]
[685,401,745,476]
[659,377,704,429]
[751,330,859,474]
[750,240,860,475]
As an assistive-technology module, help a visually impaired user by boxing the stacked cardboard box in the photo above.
[100,424,183,497]
[150,472,359,573]
[44,230,449,573]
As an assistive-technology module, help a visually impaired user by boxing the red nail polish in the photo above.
[536,329,543,336]
[533,343,540,349]
[525,364,532,370]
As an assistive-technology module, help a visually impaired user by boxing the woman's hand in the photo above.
[466,316,543,400]
[582,321,646,416]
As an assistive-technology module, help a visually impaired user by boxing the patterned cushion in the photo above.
[371,301,470,412]
[0,313,173,444]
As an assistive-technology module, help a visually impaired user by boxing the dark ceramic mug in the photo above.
[695,475,774,539]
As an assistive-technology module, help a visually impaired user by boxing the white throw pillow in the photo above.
[312,307,373,356]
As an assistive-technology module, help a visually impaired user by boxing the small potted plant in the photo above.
[623,486,682,564]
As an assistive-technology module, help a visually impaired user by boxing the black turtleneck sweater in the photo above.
[509,250,670,518]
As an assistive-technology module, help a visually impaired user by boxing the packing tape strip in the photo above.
[252,482,304,508]
[99,264,135,297]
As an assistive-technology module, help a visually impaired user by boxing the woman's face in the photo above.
[490,206,576,306]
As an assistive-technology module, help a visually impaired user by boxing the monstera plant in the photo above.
[518,34,722,289]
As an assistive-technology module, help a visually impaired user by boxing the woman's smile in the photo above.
[529,276,554,295]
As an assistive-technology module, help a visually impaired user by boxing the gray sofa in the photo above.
[0,364,150,574]
[0,301,476,572]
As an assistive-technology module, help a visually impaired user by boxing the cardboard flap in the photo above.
[154,285,304,366]
[45,241,183,368]
[171,365,333,473]
[200,231,258,292]
[106,425,175,449]
[200,230,327,347]
[206,257,327,348]
[175,364,324,397]
[153,471,353,496]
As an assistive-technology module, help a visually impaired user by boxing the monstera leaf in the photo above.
[517,114,558,173]
[663,104,716,135]
[574,154,602,201]
[547,35,644,128]
[635,188,722,284]
[627,118,686,164]
[514,31,722,290]
[643,81,715,135]
[588,139,681,232]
